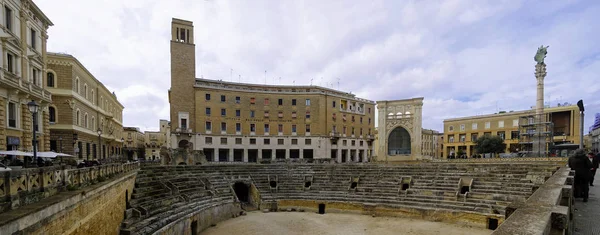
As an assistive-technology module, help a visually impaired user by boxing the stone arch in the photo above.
[387,126,412,155]
[178,139,189,148]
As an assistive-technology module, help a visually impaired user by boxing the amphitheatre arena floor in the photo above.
[202,211,491,235]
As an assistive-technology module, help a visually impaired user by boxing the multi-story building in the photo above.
[421,129,442,159]
[144,119,170,160]
[591,113,600,152]
[46,53,125,160]
[168,18,375,162]
[443,105,581,158]
[437,136,444,158]
[124,126,145,160]
[0,1,53,153]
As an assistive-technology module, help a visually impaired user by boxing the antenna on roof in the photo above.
[310,78,313,86]
[264,70,267,85]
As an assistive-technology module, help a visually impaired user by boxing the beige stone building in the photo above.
[421,129,442,159]
[124,126,144,160]
[144,119,170,160]
[443,105,581,158]
[46,53,125,159]
[168,18,375,162]
[0,0,52,154]
[375,98,424,161]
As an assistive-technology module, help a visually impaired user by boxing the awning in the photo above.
[0,150,34,156]
[36,152,73,158]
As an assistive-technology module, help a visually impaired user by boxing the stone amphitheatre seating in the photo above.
[120,162,564,235]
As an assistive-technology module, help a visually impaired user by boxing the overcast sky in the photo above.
[37,0,600,133]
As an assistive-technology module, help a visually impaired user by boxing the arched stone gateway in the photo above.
[178,139,190,148]
[388,127,411,155]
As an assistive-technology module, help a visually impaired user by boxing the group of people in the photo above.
[568,149,600,202]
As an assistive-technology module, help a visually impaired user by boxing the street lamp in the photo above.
[121,137,124,161]
[27,100,39,168]
[97,128,102,160]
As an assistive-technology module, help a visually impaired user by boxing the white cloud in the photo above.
[36,0,600,133]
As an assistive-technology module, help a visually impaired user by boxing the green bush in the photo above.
[67,184,79,191]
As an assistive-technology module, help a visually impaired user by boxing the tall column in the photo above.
[243,149,248,162]
[258,149,263,161]
[215,149,220,162]
[285,149,290,159]
[271,149,276,160]
[299,149,304,159]
[228,149,234,162]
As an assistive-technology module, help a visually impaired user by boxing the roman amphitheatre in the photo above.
[118,160,573,235]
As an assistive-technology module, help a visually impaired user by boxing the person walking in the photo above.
[592,152,600,186]
[568,149,593,202]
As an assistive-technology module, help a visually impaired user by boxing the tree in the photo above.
[474,135,506,157]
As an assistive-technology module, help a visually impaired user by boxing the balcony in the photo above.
[174,127,193,134]
[0,69,52,102]
[330,131,341,140]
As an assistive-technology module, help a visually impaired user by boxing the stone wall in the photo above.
[154,203,241,235]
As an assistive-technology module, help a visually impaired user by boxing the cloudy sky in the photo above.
[37,0,600,133]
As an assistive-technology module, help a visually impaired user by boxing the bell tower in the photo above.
[169,18,196,134]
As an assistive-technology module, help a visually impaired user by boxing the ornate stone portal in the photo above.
[376,98,424,161]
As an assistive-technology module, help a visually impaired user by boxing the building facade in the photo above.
[169,18,375,162]
[0,0,52,153]
[443,105,581,158]
[375,98,424,161]
[421,129,442,159]
[124,126,145,160]
[144,119,170,160]
[46,53,124,159]
[591,113,600,152]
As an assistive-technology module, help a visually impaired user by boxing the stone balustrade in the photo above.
[0,162,139,213]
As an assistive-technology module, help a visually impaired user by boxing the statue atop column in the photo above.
[534,45,549,65]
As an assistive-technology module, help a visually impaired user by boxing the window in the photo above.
[236,109,241,117]
[343,140,347,146]
[30,28,37,50]
[180,118,187,129]
[278,111,283,118]
[343,126,347,135]
[292,139,298,145]
[332,101,336,108]
[498,121,504,128]
[292,99,297,106]
[49,107,56,123]
[264,111,269,118]
[205,137,212,144]
[498,131,506,140]
[513,119,519,127]
[250,110,255,117]
[292,124,297,133]
[47,72,55,87]
[220,138,227,144]
[360,117,363,123]
[263,139,270,145]
[206,107,211,115]
[250,97,256,104]
[305,124,311,133]
[32,68,40,86]
[448,126,454,132]
[235,138,242,144]
[7,52,14,73]
[264,124,269,133]
[511,131,519,139]
[278,124,283,133]
[278,139,284,145]
[75,78,80,93]
[305,139,311,145]
[83,84,88,99]
[205,93,211,100]
[91,117,95,130]
[352,127,355,135]
[292,112,297,118]
[250,138,257,145]
[448,135,454,143]
[76,110,81,126]
[460,124,465,131]
[485,122,491,129]
[305,99,311,106]
[306,111,310,119]
[471,133,478,142]
[368,118,371,124]
[221,95,226,102]
[472,123,478,130]
[359,141,363,146]
[91,90,95,104]
[5,6,12,31]
[250,124,256,132]
[205,122,212,131]
[84,113,88,128]
[351,116,355,122]
[278,99,283,105]
[235,96,241,103]
[221,122,227,132]
[221,108,226,116]
[8,102,17,128]
[368,108,371,113]
[236,123,241,132]
[459,134,466,142]
[264,98,269,105]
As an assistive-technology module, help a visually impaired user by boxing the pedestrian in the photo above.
[593,152,600,186]
[568,149,593,202]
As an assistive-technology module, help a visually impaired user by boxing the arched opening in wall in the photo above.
[318,203,326,214]
[233,182,250,203]
[125,190,130,208]
[191,220,198,235]
[487,218,498,230]
[178,139,189,148]
[388,127,411,155]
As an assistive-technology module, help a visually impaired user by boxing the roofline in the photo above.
[30,1,54,26]
[443,105,579,122]
[47,52,125,109]
[195,78,375,103]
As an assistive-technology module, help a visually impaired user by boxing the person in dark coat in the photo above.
[568,149,593,202]
[592,152,600,186]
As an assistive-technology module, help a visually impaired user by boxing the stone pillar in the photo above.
[243,149,248,162]
[271,149,276,160]
[0,97,6,150]
[228,149,233,162]
[285,149,289,159]
[258,149,262,161]
[22,103,33,151]
[299,149,304,159]
[215,149,220,162]
[337,148,342,163]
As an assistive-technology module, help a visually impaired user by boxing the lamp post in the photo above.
[121,137,124,161]
[97,128,102,160]
[577,100,584,149]
[27,100,39,168]
[59,136,63,164]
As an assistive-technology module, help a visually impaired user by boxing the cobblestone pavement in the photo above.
[574,172,600,235]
